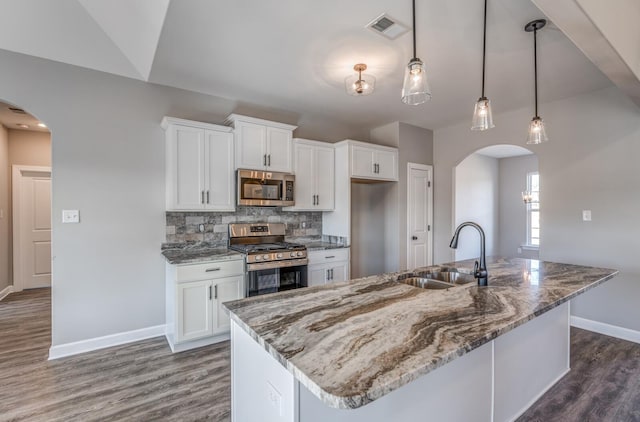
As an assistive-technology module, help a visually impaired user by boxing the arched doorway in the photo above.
[452,144,539,261]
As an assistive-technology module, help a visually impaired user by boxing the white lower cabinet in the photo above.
[166,258,244,352]
[308,248,350,287]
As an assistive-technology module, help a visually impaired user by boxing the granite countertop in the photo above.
[286,237,348,251]
[224,257,617,410]
[161,243,243,265]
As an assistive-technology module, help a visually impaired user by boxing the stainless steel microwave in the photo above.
[237,169,295,207]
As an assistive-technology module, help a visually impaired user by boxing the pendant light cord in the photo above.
[412,0,417,59]
[534,26,538,117]
[481,0,487,98]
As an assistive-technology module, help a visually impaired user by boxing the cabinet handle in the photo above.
[263,154,267,166]
[326,269,330,281]
[325,255,335,259]
[412,236,418,240]
[206,191,210,204]
[206,267,221,272]
[209,285,212,300]
[268,154,271,166]
[317,195,320,205]
[201,191,205,204]
[214,285,218,299]
[330,268,334,280]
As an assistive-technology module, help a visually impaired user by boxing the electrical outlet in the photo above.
[0,209,3,219]
[582,210,592,221]
[198,224,205,233]
[62,209,80,223]
[301,222,306,228]
[517,247,522,254]
[266,382,282,416]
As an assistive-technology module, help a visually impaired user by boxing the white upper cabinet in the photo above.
[285,139,335,211]
[226,114,297,173]
[162,117,235,211]
[349,140,398,181]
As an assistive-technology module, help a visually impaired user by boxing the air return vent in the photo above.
[9,107,26,114]
[366,13,410,40]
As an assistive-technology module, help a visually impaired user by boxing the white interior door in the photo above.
[407,163,433,270]
[13,166,52,290]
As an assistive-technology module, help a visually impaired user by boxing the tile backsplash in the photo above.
[165,208,323,244]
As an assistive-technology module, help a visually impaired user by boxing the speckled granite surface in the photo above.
[297,241,348,251]
[161,243,243,264]
[224,257,617,410]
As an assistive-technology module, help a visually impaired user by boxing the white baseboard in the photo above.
[166,332,230,353]
[0,285,13,301]
[571,316,640,345]
[48,324,166,360]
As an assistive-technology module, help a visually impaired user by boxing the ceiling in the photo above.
[0,101,50,132]
[476,144,533,158]
[0,0,612,133]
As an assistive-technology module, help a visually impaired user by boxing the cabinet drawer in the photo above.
[176,259,244,282]
[308,248,350,266]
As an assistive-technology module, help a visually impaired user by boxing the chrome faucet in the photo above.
[449,222,488,286]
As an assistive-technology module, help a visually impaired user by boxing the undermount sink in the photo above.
[397,267,477,290]
[398,277,454,290]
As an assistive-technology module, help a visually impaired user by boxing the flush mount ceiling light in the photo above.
[471,0,494,131]
[37,122,47,128]
[345,63,376,96]
[525,19,549,144]
[401,0,431,105]
[16,123,29,129]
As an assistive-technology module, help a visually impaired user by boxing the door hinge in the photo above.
[428,181,431,188]
[428,225,431,231]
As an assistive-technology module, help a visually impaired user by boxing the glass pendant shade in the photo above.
[471,97,494,130]
[345,64,375,96]
[401,58,431,105]
[526,116,548,144]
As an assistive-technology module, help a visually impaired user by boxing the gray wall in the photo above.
[0,125,8,292]
[453,153,499,260]
[351,182,388,278]
[434,86,640,332]
[0,49,367,346]
[498,155,539,259]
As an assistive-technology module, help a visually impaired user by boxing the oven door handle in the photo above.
[246,258,308,272]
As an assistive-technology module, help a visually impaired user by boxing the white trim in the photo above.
[0,285,13,301]
[406,163,433,269]
[160,116,232,132]
[571,316,640,345]
[12,165,52,292]
[506,367,571,422]
[166,332,230,353]
[224,113,298,131]
[48,324,166,360]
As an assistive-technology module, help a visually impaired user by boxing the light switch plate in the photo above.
[582,210,592,221]
[62,209,80,223]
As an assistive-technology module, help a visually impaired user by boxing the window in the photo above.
[526,172,540,246]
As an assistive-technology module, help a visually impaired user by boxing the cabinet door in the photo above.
[176,280,213,343]
[213,275,244,334]
[266,127,292,172]
[375,150,398,181]
[308,264,328,287]
[170,125,205,210]
[235,122,267,170]
[351,146,375,178]
[204,130,235,211]
[314,146,335,210]
[329,262,350,283]
[290,143,315,210]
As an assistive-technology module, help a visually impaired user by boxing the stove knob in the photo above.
[290,252,296,257]
[277,253,283,259]
[263,254,270,260]
[255,255,261,261]
[297,251,304,257]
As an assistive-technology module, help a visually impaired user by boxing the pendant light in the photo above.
[401,0,431,105]
[525,19,549,144]
[471,0,494,131]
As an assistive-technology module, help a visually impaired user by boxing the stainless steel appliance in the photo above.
[229,223,307,296]
[237,169,295,207]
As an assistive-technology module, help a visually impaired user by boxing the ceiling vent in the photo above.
[366,13,410,40]
[9,107,26,114]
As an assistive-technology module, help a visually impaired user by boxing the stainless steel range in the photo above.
[229,223,308,296]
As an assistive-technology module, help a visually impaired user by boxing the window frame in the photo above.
[526,171,540,247]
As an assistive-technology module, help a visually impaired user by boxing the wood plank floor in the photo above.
[1,289,639,421]
[0,288,230,422]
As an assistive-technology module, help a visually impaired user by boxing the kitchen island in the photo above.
[224,257,617,422]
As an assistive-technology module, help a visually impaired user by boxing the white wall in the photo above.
[0,49,367,346]
[0,124,9,292]
[498,154,539,259]
[453,153,499,261]
[434,86,640,332]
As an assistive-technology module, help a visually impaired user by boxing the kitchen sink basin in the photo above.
[398,277,454,290]
[420,269,476,285]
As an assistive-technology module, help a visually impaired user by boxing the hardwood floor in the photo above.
[1,289,639,421]
[0,288,230,421]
